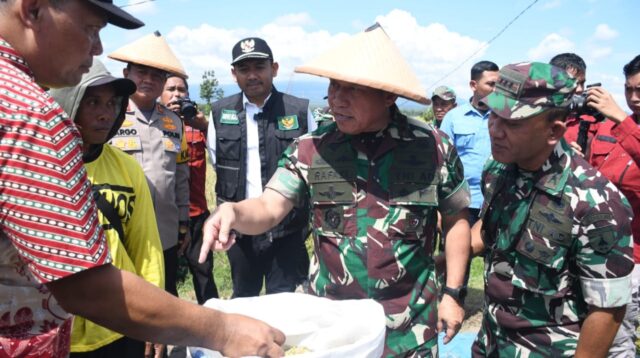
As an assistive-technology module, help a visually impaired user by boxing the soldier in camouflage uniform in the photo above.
[200,24,472,357]
[470,62,634,357]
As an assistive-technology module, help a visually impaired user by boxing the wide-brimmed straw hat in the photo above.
[295,23,429,105]
[108,31,187,78]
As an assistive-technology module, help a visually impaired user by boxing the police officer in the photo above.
[108,32,190,357]
[200,24,471,357]
[207,37,315,298]
[109,30,189,296]
[470,62,634,357]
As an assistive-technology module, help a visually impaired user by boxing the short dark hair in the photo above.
[167,74,189,91]
[544,107,570,123]
[550,53,586,73]
[623,55,640,78]
[471,61,499,81]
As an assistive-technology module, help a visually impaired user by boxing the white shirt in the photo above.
[208,93,316,199]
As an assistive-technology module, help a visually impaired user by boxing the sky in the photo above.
[99,0,638,109]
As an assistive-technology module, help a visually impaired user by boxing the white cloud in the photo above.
[374,10,486,95]
[272,13,314,27]
[592,24,618,41]
[150,9,488,102]
[527,33,575,61]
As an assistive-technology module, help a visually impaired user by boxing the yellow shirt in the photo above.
[70,145,165,352]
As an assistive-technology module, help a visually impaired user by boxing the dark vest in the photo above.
[212,88,310,239]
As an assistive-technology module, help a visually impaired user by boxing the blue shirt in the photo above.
[440,102,491,209]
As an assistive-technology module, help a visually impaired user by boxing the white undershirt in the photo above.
[244,95,266,199]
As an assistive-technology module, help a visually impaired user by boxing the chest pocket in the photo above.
[388,184,438,241]
[510,198,574,296]
[163,137,180,153]
[452,125,477,151]
[309,165,356,237]
[387,142,439,244]
[591,135,640,191]
[591,135,616,154]
[216,126,242,161]
[111,136,142,153]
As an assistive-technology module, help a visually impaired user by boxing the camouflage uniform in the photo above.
[266,107,470,357]
[472,62,635,357]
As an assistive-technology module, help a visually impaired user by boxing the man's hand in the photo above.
[587,86,628,124]
[216,313,285,357]
[165,100,182,114]
[144,342,165,358]
[198,203,238,263]
[437,294,465,344]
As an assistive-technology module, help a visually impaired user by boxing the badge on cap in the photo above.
[241,39,255,53]
[277,115,299,130]
[220,109,240,125]
[496,68,527,99]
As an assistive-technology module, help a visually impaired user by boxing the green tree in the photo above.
[200,70,224,106]
[418,106,435,124]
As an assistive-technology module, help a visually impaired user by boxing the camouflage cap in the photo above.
[482,62,576,120]
[431,86,456,101]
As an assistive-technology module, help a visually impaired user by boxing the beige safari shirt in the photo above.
[110,101,189,249]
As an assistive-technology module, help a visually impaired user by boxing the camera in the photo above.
[568,83,605,122]
[174,98,197,121]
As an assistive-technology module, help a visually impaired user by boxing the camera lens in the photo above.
[179,99,197,120]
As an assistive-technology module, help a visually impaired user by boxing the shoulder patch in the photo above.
[587,225,617,254]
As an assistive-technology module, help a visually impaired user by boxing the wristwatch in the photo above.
[442,286,467,304]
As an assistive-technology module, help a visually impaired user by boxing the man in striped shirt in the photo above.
[0,1,284,357]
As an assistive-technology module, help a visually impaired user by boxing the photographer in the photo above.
[160,75,218,305]
[550,53,599,156]
[584,55,640,358]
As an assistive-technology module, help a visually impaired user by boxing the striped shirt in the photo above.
[0,38,110,357]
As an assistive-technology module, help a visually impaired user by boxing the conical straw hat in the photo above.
[108,31,187,79]
[295,24,429,105]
